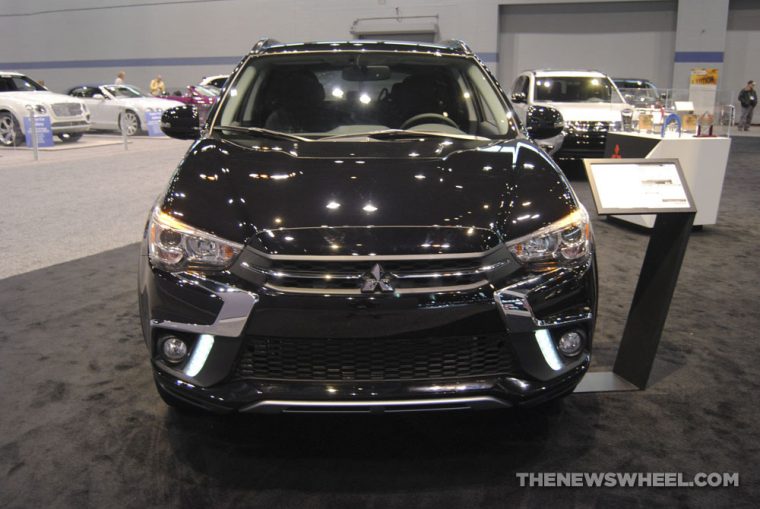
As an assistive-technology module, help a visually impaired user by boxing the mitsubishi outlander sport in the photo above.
[139,39,597,414]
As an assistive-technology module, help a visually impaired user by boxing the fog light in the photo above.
[557,331,584,357]
[161,336,188,364]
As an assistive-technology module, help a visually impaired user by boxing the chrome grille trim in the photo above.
[265,280,489,295]
[241,252,508,294]
[249,244,502,261]
[242,260,505,280]
[240,396,511,413]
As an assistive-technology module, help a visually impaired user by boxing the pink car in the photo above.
[162,85,218,106]
[161,85,218,123]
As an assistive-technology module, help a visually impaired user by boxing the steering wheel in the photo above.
[400,113,459,130]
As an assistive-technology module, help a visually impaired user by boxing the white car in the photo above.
[67,84,183,135]
[0,71,90,146]
[199,74,228,89]
[510,70,630,159]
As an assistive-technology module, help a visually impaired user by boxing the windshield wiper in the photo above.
[215,125,311,142]
[322,129,487,141]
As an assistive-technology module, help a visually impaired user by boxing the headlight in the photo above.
[507,208,591,269]
[148,208,243,272]
[34,105,47,114]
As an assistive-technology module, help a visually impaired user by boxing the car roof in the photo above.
[0,71,25,77]
[255,39,473,57]
[613,78,655,83]
[527,70,608,78]
[69,83,109,88]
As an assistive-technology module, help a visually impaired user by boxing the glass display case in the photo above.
[609,88,737,138]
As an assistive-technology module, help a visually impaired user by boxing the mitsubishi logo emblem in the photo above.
[361,263,395,293]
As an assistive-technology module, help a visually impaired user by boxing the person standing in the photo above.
[738,80,757,131]
[114,71,126,85]
[150,75,166,96]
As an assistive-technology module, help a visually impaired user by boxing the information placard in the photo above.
[144,111,164,137]
[584,159,696,215]
[23,115,54,147]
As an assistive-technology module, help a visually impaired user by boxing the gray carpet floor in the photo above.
[1,138,759,508]
[0,137,187,279]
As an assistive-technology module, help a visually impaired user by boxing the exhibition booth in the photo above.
[2,0,758,503]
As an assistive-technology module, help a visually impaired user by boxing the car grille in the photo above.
[245,255,503,294]
[52,103,84,117]
[231,334,521,382]
[564,121,610,148]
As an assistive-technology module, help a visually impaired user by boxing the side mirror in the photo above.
[511,92,527,104]
[93,94,105,100]
[525,105,564,140]
[161,105,199,140]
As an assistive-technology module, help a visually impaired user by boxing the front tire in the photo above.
[119,110,141,136]
[57,132,83,143]
[0,111,24,146]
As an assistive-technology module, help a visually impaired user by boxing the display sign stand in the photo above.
[575,159,696,393]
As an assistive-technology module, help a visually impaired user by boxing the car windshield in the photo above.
[194,85,219,97]
[0,75,46,92]
[104,85,144,98]
[214,52,519,139]
[615,80,658,100]
[534,76,623,103]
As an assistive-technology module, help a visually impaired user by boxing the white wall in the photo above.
[723,0,760,101]
[0,0,499,92]
[498,1,677,91]
[2,0,759,102]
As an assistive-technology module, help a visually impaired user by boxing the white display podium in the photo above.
[603,132,730,228]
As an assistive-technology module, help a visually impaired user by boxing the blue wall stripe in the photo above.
[0,56,241,70]
[674,51,724,63]
[4,52,500,69]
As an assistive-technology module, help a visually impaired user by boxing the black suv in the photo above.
[139,39,596,413]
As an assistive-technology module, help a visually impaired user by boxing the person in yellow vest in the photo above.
[150,75,166,96]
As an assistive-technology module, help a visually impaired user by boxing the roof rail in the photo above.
[533,68,605,74]
[250,38,281,54]
[440,39,473,55]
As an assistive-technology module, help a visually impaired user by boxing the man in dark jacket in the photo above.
[738,80,757,131]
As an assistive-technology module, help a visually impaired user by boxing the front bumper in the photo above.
[139,248,596,413]
[51,119,90,134]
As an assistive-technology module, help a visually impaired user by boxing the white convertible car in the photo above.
[67,84,183,135]
[0,71,90,146]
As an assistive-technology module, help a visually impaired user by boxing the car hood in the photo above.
[533,102,628,122]
[113,97,183,109]
[1,90,83,105]
[161,136,577,255]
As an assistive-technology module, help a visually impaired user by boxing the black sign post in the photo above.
[576,159,696,392]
